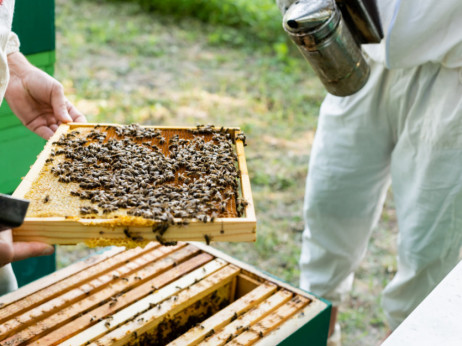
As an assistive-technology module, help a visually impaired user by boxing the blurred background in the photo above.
[53,0,398,344]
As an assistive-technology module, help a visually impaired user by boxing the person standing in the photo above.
[0,0,86,294]
[277,0,462,343]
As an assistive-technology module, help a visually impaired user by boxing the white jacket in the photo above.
[278,0,462,69]
[0,0,20,105]
[364,0,462,69]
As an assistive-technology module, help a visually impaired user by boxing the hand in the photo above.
[5,52,86,140]
[0,229,54,268]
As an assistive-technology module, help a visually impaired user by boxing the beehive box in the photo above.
[12,123,256,245]
[0,242,331,345]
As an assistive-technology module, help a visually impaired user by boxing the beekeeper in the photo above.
[277,0,462,341]
[0,0,85,294]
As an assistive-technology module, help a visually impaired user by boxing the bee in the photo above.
[231,312,238,321]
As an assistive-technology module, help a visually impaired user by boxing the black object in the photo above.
[0,193,29,231]
[335,0,383,44]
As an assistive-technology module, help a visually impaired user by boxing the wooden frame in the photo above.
[12,123,256,244]
[0,242,330,345]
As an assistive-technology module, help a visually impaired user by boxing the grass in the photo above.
[54,0,396,344]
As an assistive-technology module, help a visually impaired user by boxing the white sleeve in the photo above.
[385,0,462,69]
[5,31,19,55]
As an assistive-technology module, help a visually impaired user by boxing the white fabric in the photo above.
[300,58,462,329]
[0,0,18,296]
[0,0,16,105]
[365,0,462,69]
[278,0,462,69]
[0,264,18,295]
[276,0,462,330]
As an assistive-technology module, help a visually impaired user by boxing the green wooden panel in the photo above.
[12,251,56,288]
[26,50,56,67]
[278,302,331,346]
[12,0,55,55]
[0,109,22,129]
[0,126,45,194]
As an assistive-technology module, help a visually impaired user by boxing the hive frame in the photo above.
[12,123,256,244]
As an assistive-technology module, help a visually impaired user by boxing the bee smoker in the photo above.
[282,0,383,96]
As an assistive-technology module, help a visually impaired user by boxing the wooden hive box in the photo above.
[0,242,331,345]
[12,123,256,246]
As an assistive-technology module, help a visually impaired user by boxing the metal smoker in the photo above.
[283,0,383,96]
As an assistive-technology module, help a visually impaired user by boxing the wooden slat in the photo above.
[67,123,241,132]
[0,246,124,309]
[1,245,202,345]
[160,283,233,343]
[0,242,180,340]
[191,243,323,301]
[235,274,264,299]
[13,218,256,244]
[168,282,278,346]
[182,244,331,345]
[227,295,310,345]
[59,259,231,346]
[252,298,329,346]
[26,250,213,346]
[0,242,161,326]
[198,290,293,346]
[89,264,241,346]
[235,134,255,220]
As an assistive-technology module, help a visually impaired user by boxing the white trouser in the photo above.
[0,264,17,295]
[300,59,462,329]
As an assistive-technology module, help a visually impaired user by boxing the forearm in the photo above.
[5,52,35,100]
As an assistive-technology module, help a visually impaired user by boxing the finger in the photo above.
[68,102,87,123]
[49,123,59,132]
[11,242,54,262]
[51,84,72,123]
[34,125,55,140]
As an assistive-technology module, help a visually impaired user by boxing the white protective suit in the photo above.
[0,0,20,296]
[278,0,462,329]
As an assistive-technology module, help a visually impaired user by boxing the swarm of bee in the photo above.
[48,124,248,228]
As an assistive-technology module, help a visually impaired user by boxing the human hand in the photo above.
[0,229,54,268]
[5,52,86,140]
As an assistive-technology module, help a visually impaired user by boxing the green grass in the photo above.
[54,0,395,344]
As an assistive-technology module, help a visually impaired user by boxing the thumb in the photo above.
[51,83,72,123]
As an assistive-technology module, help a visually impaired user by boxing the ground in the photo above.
[54,0,398,344]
